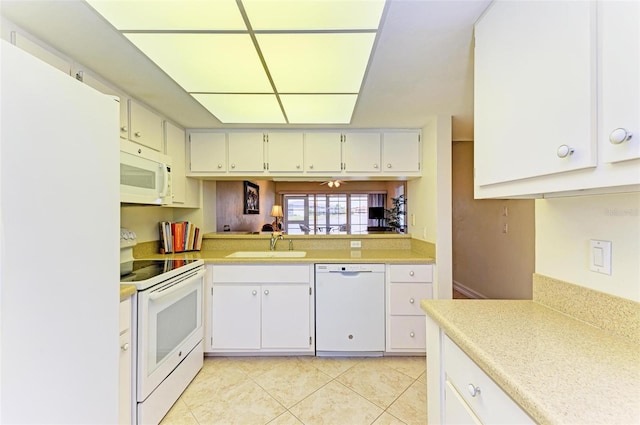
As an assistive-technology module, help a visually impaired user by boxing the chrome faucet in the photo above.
[269,233,284,251]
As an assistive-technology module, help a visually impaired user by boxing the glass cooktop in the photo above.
[120,259,199,283]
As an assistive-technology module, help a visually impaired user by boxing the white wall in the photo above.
[408,115,452,299]
[536,192,640,301]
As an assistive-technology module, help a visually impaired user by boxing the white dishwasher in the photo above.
[315,264,385,356]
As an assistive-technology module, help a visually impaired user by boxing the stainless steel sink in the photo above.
[225,251,307,258]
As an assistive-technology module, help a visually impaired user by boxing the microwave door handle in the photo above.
[148,269,205,301]
[159,164,169,197]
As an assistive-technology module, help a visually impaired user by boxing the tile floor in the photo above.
[160,355,427,425]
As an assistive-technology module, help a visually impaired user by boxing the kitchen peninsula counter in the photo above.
[421,276,640,425]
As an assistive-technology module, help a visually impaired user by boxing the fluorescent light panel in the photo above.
[87,0,386,124]
[281,94,357,124]
[257,33,376,93]
[124,33,272,92]
[87,0,245,30]
[192,93,286,124]
[242,0,385,30]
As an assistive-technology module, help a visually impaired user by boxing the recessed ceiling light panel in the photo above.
[87,0,246,30]
[242,0,386,30]
[124,33,272,93]
[257,33,376,93]
[281,94,357,124]
[192,93,286,124]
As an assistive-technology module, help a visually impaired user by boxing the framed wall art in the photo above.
[243,181,259,214]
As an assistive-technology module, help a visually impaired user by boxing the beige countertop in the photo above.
[421,299,640,425]
[142,249,434,264]
[120,284,136,301]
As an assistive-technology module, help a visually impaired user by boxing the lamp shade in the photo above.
[270,205,283,218]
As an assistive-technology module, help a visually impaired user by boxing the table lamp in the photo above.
[270,205,284,230]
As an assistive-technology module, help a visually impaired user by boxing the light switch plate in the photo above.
[590,240,612,275]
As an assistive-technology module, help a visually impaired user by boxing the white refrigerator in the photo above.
[0,40,120,423]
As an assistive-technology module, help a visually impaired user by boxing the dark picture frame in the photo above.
[243,181,259,214]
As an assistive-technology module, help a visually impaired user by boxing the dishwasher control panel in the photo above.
[315,264,385,273]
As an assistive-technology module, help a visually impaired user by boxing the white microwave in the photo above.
[120,140,172,205]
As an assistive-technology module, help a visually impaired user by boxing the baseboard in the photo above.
[453,280,487,299]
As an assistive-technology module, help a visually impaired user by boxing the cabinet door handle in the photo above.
[468,384,481,397]
[373,163,379,169]
[409,271,415,276]
[264,290,269,295]
[409,298,415,304]
[252,290,257,295]
[409,332,415,338]
[386,163,392,168]
[609,128,633,144]
[296,164,301,169]
[556,145,574,158]
[121,343,129,351]
[134,131,142,138]
[309,164,314,169]
[120,126,128,132]
[217,164,223,169]
[231,164,236,169]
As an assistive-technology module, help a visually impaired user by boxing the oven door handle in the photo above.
[148,269,205,301]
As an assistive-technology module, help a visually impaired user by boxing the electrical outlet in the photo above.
[350,240,362,248]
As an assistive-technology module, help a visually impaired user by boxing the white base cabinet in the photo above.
[119,296,134,425]
[207,264,314,354]
[426,316,534,425]
[385,264,433,353]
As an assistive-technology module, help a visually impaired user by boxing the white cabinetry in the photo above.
[189,132,227,173]
[600,1,640,163]
[119,296,133,425]
[127,100,163,152]
[267,132,304,173]
[165,121,200,207]
[386,264,433,353]
[304,132,343,173]
[474,0,640,198]
[441,335,534,424]
[228,132,265,173]
[382,132,421,174]
[343,132,382,173]
[208,264,314,354]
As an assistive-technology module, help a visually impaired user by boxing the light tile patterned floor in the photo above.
[160,356,427,425]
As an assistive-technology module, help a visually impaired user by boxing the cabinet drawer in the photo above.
[119,298,131,334]
[444,336,534,424]
[389,316,425,350]
[389,264,432,282]
[212,265,310,283]
[389,283,432,315]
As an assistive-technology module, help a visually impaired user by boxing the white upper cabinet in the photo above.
[474,0,640,198]
[189,132,227,173]
[382,132,421,173]
[228,132,265,173]
[266,132,304,173]
[166,121,200,207]
[343,132,382,173]
[127,100,163,151]
[600,1,640,163]
[304,132,343,173]
[474,1,597,187]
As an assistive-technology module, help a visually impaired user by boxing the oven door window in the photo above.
[155,290,197,364]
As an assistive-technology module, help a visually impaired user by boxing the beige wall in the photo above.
[214,180,276,232]
[536,192,640,302]
[452,141,535,299]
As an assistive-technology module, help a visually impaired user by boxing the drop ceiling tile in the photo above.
[242,0,386,30]
[281,94,357,124]
[257,33,376,93]
[87,0,246,30]
[124,33,272,93]
[192,93,286,123]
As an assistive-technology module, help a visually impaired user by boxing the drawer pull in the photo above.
[252,290,257,295]
[409,298,415,304]
[409,271,415,276]
[468,384,481,397]
[410,332,415,338]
